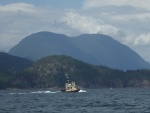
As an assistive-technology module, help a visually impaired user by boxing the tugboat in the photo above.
[61,74,80,92]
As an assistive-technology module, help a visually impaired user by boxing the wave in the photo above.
[30,91,58,94]
[79,90,87,93]
[9,90,60,95]
[9,90,86,95]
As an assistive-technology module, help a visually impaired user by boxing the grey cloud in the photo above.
[1,2,150,61]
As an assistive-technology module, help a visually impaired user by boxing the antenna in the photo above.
[65,73,69,83]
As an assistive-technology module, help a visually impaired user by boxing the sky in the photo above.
[0,0,150,62]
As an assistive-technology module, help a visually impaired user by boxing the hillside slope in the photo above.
[8,31,150,70]
[9,32,94,62]
[0,52,33,71]
[0,52,33,89]
[10,55,150,89]
[70,34,150,70]
[11,55,124,88]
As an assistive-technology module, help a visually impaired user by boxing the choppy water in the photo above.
[0,88,150,113]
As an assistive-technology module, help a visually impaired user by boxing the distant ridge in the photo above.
[0,52,33,71]
[70,34,150,70]
[0,50,6,53]
[8,31,150,70]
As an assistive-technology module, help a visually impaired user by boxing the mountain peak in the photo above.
[8,31,150,70]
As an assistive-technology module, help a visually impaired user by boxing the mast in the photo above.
[65,73,70,83]
[62,73,80,92]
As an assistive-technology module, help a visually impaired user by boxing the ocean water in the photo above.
[0,88,150,113]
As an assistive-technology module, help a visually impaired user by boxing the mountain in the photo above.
[0,52,33,89]
[10,55,150,89]
[11,55,122,88]
[1,55,150,89]
[0,50,6,53]
[0,52,33,71]
[8,32,93,62]
[8,31,150,70]
[70,34,150,70]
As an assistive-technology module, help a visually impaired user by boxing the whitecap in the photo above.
[9,90,59,95]
[79,90,87,93]
[30,90,57,94]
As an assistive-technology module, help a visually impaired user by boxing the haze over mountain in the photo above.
[8,32,93,62]
[9,31,150,70]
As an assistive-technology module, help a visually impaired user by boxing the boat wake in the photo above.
[9,90,60,95]
[9,90,86,95]
[30,91,59,94]
[79,90,87,93]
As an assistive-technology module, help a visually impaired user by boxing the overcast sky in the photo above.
[0,0,150,61]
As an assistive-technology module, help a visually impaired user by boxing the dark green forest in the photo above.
[1,54,150,90]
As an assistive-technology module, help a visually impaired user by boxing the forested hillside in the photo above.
[1,55,150,90]
[0,52,33,89]
[0,52,33,71]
